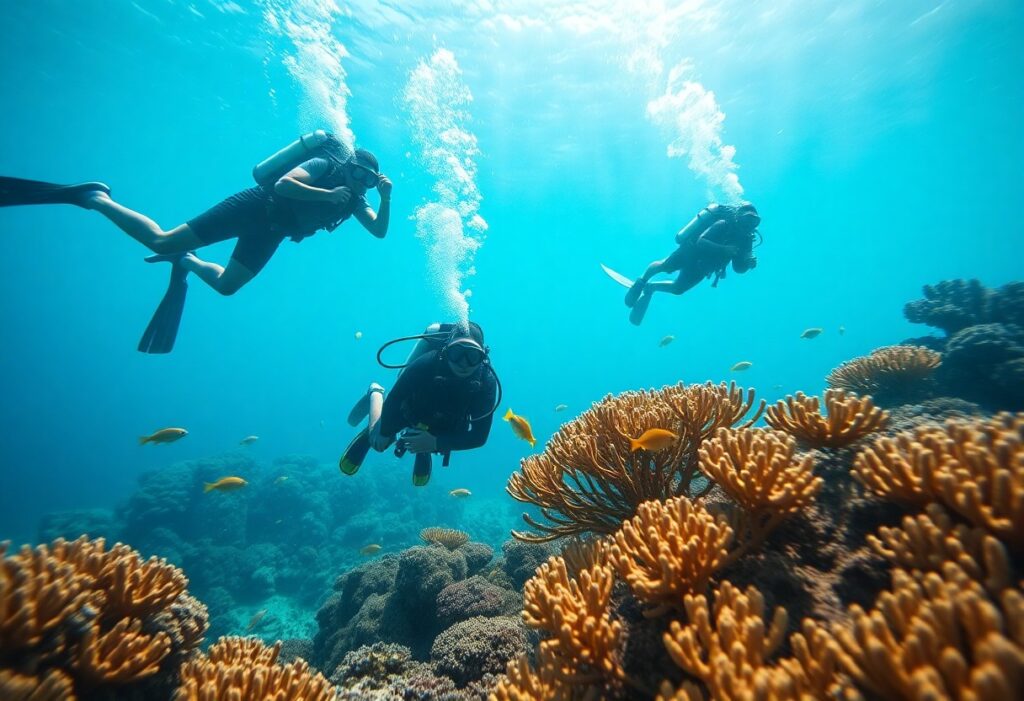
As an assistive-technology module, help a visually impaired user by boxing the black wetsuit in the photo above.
[378,350,497,453]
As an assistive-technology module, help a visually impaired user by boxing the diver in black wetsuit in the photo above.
[624,202,761,325]
[340,322,500,486]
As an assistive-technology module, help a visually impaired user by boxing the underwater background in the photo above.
[1,1,1023,698]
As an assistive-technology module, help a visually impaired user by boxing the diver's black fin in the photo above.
[412,452,432,486]
[138,264,188,354]
[340,428,371,475]
[0,176,109,208]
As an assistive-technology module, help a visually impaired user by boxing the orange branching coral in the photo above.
[0,669,76,701]
[560,536,613,581]
[698,428,822,543]
[868,503,1012,594]
[610,497,734,615]
[75,618,171,684]
[490,650,569,701]
[853,413,1024,547]
[522,555,623,684]
[420,527,470,550]
[765,390,889,448]
[174,637,336,701]
[507,383,764,542]
[833,565,1024,700]
[826,344,941,396]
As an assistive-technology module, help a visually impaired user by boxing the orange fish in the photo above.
[203,476,247,493]
[139,427,188,445]
[504,408,536,447]
[628,428,679,453]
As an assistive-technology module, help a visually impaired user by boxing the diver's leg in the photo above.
[365,385,388,450]
[625,260,664,307]
[629,268,702,326]
[85,191,204,253]
[177,254,255,296]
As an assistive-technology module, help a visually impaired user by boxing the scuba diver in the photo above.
[0,131,392,353]
[340,321,500,486]
[605,202,761,326]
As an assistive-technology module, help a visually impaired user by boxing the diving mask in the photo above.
[348,162,380,188]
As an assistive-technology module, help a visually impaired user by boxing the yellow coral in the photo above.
[826,344,941,395]
[853,413,1024,547]
[0,669,76,701]
[522,555,622,684]
[75,618,171,684]
[560,536,613,581]
[765,390,889,447]
[419,527,470,550]
[490,650,569,701]
[609,497,734,615]
[833,565,1024,700]
[174,637,336,701]
[508,383,763,542]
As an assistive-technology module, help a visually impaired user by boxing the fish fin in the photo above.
[138,436,149,445]
[503,408,513,421]
[203,482,215,493]
[629,438,640,452]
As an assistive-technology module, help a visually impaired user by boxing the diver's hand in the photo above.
[403,430,437,454]
[372,433,393,452]
[328,186,352,205]
[377,175,392,200]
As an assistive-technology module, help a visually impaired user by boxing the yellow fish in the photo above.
[800,328,823,339]
[139,427,188,445]
[360,544,382,556]
[628,428,679,453]
[731,361,753,372]
[240,435,259,445]
[245,609,267,632]
[274,476,289,485]
[504,408,537,447]
[554,404,568,412]
[203,476,247,493]
[449,488,472,498]
[659,335,675,347]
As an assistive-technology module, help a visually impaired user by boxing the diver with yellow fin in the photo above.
[0,131,391,353]
[603,202,761,326]
[341,322,501,486]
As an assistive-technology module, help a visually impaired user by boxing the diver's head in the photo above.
[346,148,380,194]
[441,322,487,379]
[735,202,761,232]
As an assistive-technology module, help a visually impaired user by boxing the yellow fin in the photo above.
[503,408,514,421]
[203,482,215,493]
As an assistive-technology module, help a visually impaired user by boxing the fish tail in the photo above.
[629,438,641,452]
[138,436,149,445]
[529,438,536,448]
[203,482,215,493]
[503,408,513,421]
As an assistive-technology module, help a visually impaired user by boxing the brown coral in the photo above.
[75,618,171,684]
[826,344,941,397]
[833,565,1024,700]
[174,637,336,701]
[0,669,76,701]
[609,497,734,615]
[507,382,764,542]
[765,389,889,447]
[853,413,1024,547]
[698,428,822,544]
[419,527,470,550]
[522,555,622,685]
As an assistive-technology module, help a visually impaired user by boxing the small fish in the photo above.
[360,544,382,556]
[449,488,472,498]
[239,435,259,445]
[274,476,289,485]
[838,325,846,336]
[800,328,823,339]
[628,428,679,453]
[245,609,267,632]
[354,331,363,340]
[731,361,753,372]
[139,427,188,445]
[274,519,283,524]
[659,335,675,347]
[554,404,568,412]
[203,476,248,493]
[504,408,537,447]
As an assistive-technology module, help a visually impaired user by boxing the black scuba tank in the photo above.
[251,131,353,187]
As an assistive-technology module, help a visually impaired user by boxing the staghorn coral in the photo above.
[698,428,822,544]
[507,382,764,542]
[852,413,1024,548]
[491,650,568,701]
[174,636,336,701]
[765,390,889,448]
[420,527,470,550]
[0,669,76,701]
[560,536,613,581]
[522,555,622,685]
[826,345,941,406]
[75,618,171,684]
[868,503,1012,595]
[609,497,734,615]
[833,565,1024,700]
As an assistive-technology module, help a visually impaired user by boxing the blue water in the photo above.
[0,0,1021,573]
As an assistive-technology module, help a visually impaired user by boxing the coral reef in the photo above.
[765,389,889,448]
[435,576,520,627]
[826,345,941,407]
[507,382,763,542]
[429,615,528,686]
[420,527,470,550]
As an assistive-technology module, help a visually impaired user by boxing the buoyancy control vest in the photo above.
[675,202,756,246]
[252,131,358,241]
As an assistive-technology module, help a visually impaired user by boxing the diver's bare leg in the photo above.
[179,255,255,296]
[84,191,203,253]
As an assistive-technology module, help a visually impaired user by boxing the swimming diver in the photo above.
[340,322,500,486]
[621,202,761,325]
[0,131,392,353]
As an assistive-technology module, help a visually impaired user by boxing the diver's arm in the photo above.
[695,222,738,257]
[354,176,392,238]
[274,161,349,203]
